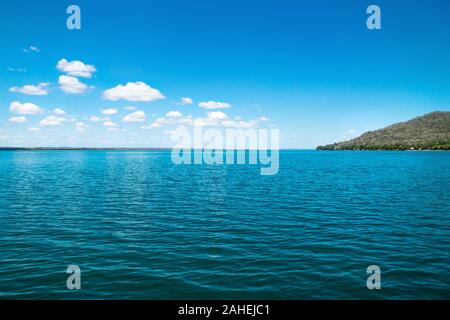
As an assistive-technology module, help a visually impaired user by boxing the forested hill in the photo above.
[317,112,450,150]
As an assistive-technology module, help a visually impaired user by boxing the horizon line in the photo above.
[0,147,316,151]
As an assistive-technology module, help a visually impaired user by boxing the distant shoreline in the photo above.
[0,147,449,152]
[0,147,288,151]
[0,147,173,151]
[0,147,301,151]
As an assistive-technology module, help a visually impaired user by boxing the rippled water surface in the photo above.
[0,150,449,299]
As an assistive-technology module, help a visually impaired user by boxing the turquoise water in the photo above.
[0,150,449,299]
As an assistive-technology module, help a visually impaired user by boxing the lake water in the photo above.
[0,150,449,299]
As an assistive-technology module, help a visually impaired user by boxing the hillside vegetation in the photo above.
[317,111,450,150]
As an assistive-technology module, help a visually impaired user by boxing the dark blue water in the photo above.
[0,150,449,299]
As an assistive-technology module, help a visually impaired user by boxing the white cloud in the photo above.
[53,108,66,115]
[198,101,231,109]
[9,83,49,95]
[104,120,117,127]
[75,122,88,132]
[9,116,27,123]
[166,111,182,118]
[221,119,255,129]
[207,111,228,120]
[141,122,162,129]
[103,82,165,102]
[125,106,137,111]
[40,115,65,126]
[147,116,172,128]
[190,117,219,127]
[23,46,40,53]
[155,117,171,125]
[10,101,44,115]
[89,116,108,122]
[56,58,96,78]
[7,67,26,72]
[123,111,146,122]
[348,129,356,134]
[28,127,40,132]
[89,116,101,122]
[180,97,193,105]
[101,108,118,115]
[58,75,88,94]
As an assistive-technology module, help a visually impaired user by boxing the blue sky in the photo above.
[1,0,449,148]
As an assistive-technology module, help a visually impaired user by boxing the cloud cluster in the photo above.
[9,116,27,123]
[10,101,44,115]
[104,120,117,127]
[144,111,268,130]
[166,111,182,118]
[198,101,231,109]
[101,108,118,115]
[56,59,96,78]
[40,115,65,126]
[53,108,66,115]
[207,111,228,120]
[180,97,193,105]
[58,75,88,94]
[103,82,165,102]
[9,83,49,95]
[123,111,146,122]
[5,55,272,138]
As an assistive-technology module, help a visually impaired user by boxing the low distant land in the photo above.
[0,147,173,151]
[317,111,450,151]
